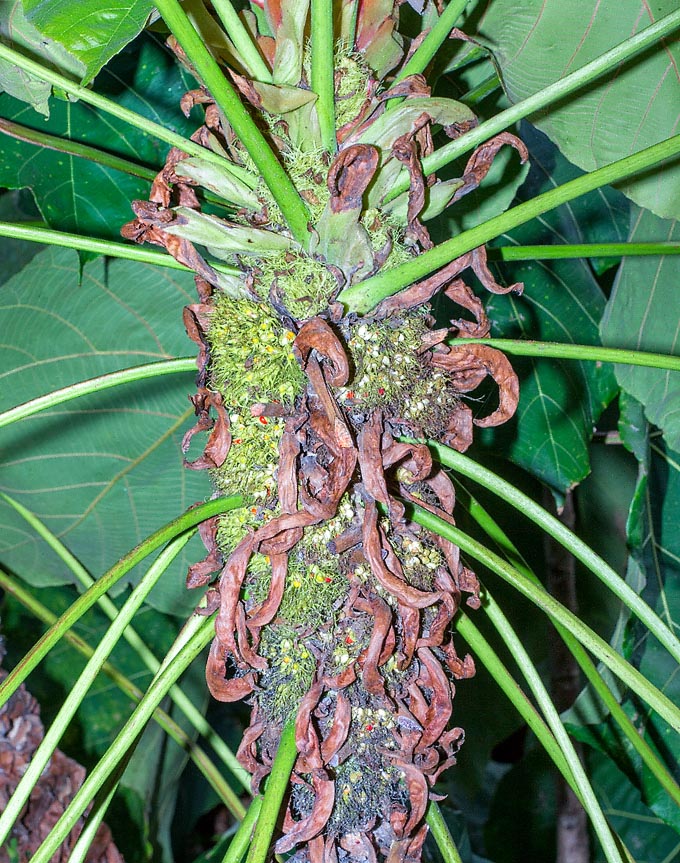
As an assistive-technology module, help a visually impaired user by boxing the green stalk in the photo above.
[455,612,576,790]
[0,222,240,278]
[0,495,243,706]
[450,339,680,371]
[385,7,680,200]
[426,441,680,665]
[409,505,680,733]
[30,612,216,863]
[0,358,195,429]
[0,117,157,181]
[68,784,118,863]
[392,0,470,84]
[154,0,311,245]
[492,242,680,261]
[1,492,251,793]
[210,0,273,82]
[311,0,337,153]
[340,132,680,312]
[246,718,298,863]
[482,590,623,863]
[461,73,501,106]
[0,566,248,816]
[460,488,680,808]
[0,532,192,847]
[0,42,256,187]
[222,798,263,863]
[426,802,464,863]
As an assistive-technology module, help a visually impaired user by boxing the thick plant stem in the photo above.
[459,487,680,809]
[311,0,337,153]
[426,441,680,666]
[392,0,470,84]
[30,614,216,863]
[0,42,255,186]
[0,496,243,706]
[426,802,464,863]
[386,7,680,200]
[0,359,196,428]
[0,566,249,816]
[0,222,240,276]
[410,505,680,733]
[493,242,680,261]
[0,118,157,181]
[450,339,680,371]
[245,719,298,863]
[154,0,311,245]
[210,0,273,82]
[340,132,680,312]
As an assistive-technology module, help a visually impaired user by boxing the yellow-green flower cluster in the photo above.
[208,294,304,409]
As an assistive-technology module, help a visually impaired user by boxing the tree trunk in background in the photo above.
[543,491,590,863]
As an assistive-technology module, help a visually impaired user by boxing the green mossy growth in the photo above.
[211,411,284,501]
[208,294,304,410]
[333,43,373,130]
[253,250,338,319]
[258,626,316,722]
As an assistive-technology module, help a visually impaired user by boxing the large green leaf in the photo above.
[0,246,212,617]
[23,0,153,85]
[589,751,680,863]
[0,0,84,116]
[478,124,621,493]
[600,206,680,451]
[473,0,680,219]
[0,36,199,240]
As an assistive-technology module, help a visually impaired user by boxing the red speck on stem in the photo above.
[378,387,385,396]
[259,416,268,425]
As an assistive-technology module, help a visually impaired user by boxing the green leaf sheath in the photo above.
[153,0,311,245]
[0,496,243,706]
[386,7,680,203]
[340,133,680,312]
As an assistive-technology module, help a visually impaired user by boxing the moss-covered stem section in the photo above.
[154,0,312,246]
[339,133,680,313]
[245,719,298,863]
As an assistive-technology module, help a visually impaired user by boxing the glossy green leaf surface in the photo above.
[600,206,680,451]
[478,125,622,493]
[23,0,153,85]
[0,37,198,240]
[473,0,680,219]
[0,247,211,617]
[0,0,84,115]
